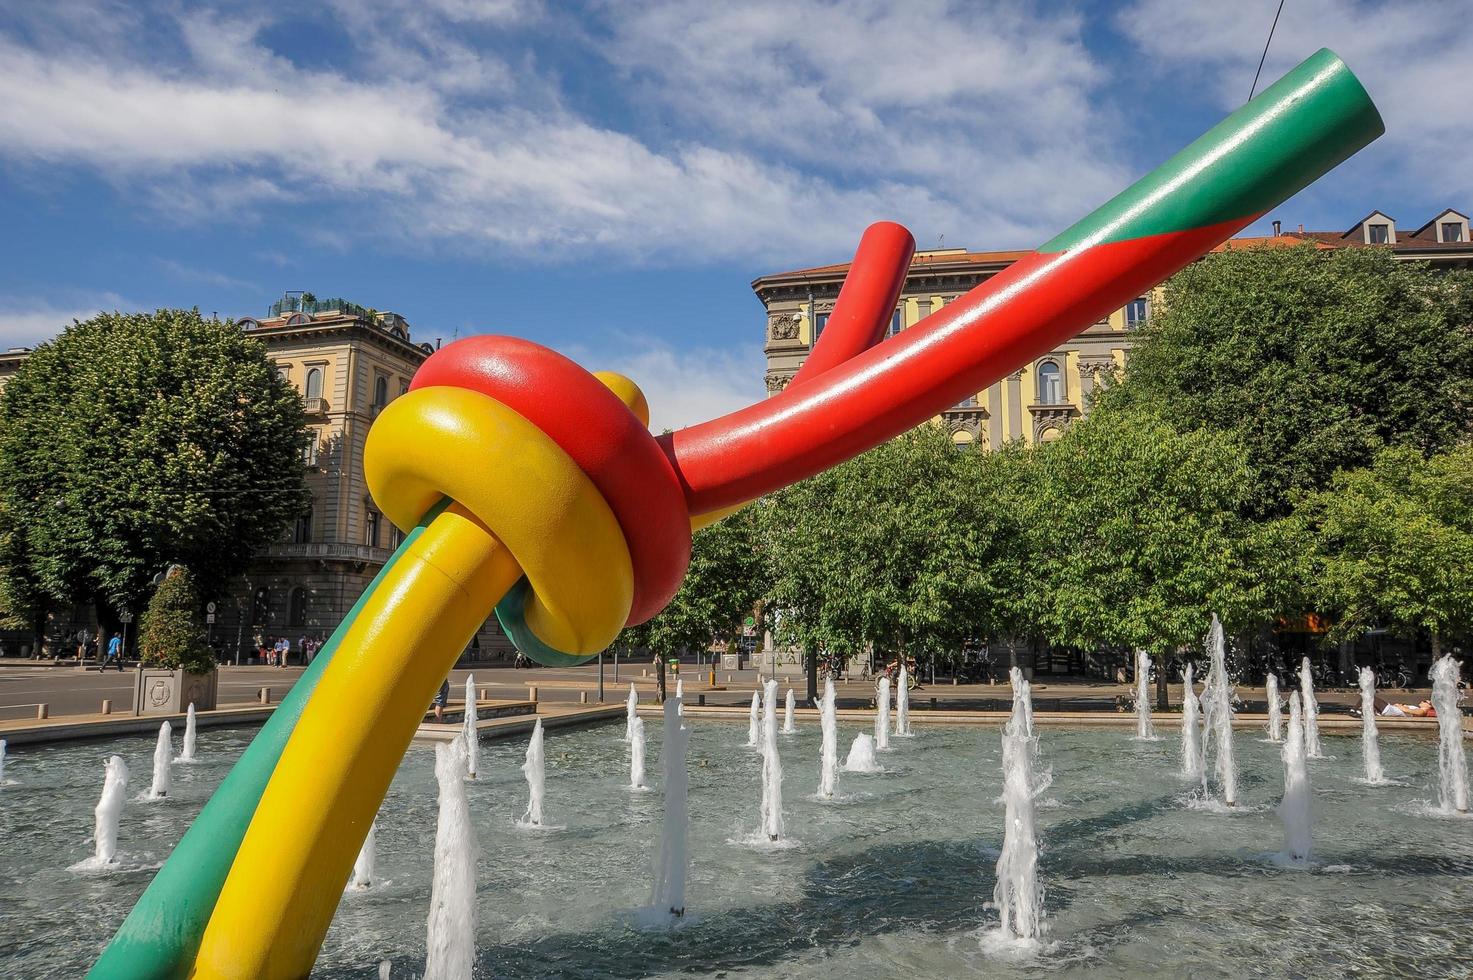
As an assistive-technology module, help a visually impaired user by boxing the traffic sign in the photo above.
[119,612,134,624]
[206,601,217,613]
[206,613,216,624]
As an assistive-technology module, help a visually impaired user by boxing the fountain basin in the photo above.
[1,721,1469,977]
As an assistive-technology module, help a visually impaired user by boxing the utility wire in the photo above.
[1248,0,1287,101]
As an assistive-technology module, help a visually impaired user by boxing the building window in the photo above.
[1037,361,1064,404]
[366,509,381,548]
[305,367,323,401]
[294,505,313,544]
[390,524,404,549]
[889,309,903,337]
[277,365,291,382]
[1367,223,1390,244]
[1125,298,1149,329]
[288,587,307,626]
[303,429,319,467]
[813,312,830,343]
[958,392,980,408]
[373,375,389,414]
[252,588,271,628]
[1442,222,1465,243]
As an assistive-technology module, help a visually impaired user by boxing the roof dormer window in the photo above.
[1442,222,1464,243]
[1348,211,1397,245]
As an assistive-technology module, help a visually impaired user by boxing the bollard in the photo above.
[726,673,733,684]
[479,686,488,702]
[101,699,113,715]
[698,694,706,707]
[579,691,588,704]
[259,687,273,705]
[930,697,937,710]
[528,686,538,703]
[36,703,49,719]
[641,668,648,678]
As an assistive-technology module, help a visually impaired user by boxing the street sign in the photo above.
[119,612,133,624]
[206,602,217,613]
[206,614,216,624]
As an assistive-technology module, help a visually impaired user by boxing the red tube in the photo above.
[789,222,915,389]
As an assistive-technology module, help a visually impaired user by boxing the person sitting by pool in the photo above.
[1363,696,1436,717]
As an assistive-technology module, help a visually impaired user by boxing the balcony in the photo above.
[262,542,394,565]
[303,397,329,416]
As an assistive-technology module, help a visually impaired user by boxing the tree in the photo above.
[620,503,771,664]
[139,565,214,673]
[0,309,309,637]
[1103,245,1473,517]
[763,426,1025,684]
[1294,444,1473,655]
[1020,406,1288,664]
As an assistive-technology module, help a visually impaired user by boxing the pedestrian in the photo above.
[654,651,667,703]
[103,632,123,672]
[275,637,290,668]
[431,676,451,723]
[297,634,307,665]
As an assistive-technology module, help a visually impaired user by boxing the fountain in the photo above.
[463,676,479,779]
[992,669,1043,941]
[92,755,129,866]
[875,676,891,751]
[425,736,476,979]
[520,719,548,828]
[1358,666,1386,785]
[818,679,839,798]
[0,738,6,785]
[177,703,198,763]
[1135,650,1156,740]
[758,679,785,841]
[747,691,761,747]
[1429,654,1468,814]
[895,666,912,737]
[1180,664,1203,782]
[1265,672,1283,743]
[148,721,172,800]
[1279,691,1312,864]
[649,698,690,918]
[843,733,881,774]
[625,683,638,742]
[782,688,796,734]
[1008,666,1034,737]
[675,677,684,709]
[1199,615,1238,806]
[629,715,647,791]
[1299,657,1323,759]
[349,821,377,891]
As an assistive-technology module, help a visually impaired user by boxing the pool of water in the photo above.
[1,717,1470,977]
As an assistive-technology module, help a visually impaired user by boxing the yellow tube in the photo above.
[192,503,521,978]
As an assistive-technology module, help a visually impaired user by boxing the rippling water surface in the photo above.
[1,717,1470,977]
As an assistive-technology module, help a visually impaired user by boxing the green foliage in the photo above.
[763,426,1024,665]
[1103,245,1473,517]
[620,504,770,656]
[1017,406,1288,654]
[139,565,214,673]
[1293,444,1473,646]
[0,309,310,619]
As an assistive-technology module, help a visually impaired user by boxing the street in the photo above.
[0,656,1397,721]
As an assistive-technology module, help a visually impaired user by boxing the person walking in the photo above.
[102,632,123,672]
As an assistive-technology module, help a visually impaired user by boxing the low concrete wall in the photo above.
[1,705,276,746]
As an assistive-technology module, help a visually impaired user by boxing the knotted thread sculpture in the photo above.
[90,48,1382,979]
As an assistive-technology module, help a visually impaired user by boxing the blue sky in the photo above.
[0,0,1467,430]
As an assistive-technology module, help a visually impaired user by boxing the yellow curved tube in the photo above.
[192,504,520,977]
[365,386,634,655]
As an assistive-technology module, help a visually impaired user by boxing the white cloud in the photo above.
[0,1,1131,264]
[1117,0,1473,209]
[578,337,765,433]
[0,295,134,348]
